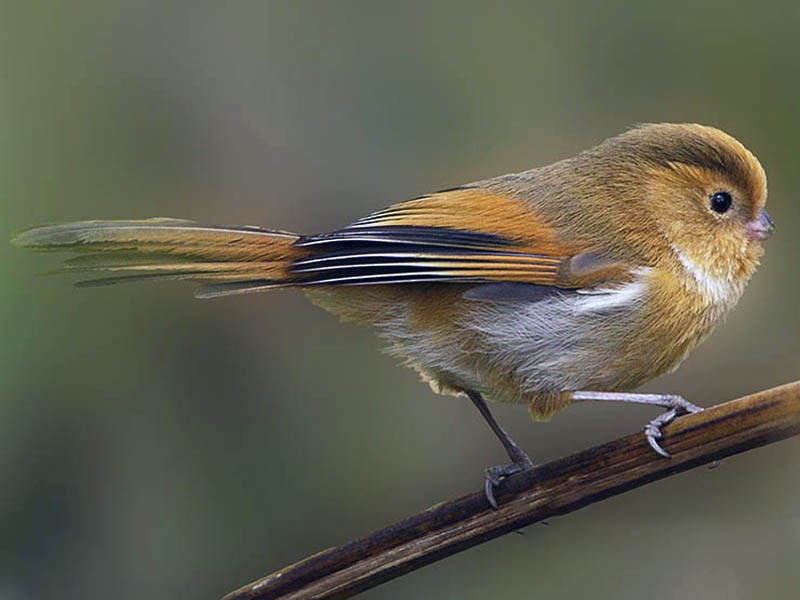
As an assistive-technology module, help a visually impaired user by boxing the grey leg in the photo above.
[571,391,703,457]
[466,390,534,508]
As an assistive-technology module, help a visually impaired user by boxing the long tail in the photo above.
[11,218,306,298]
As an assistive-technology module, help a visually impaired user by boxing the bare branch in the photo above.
[222,381,800,600]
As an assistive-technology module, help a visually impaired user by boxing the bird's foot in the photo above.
[484,449,535,509]
[644,395,703,458]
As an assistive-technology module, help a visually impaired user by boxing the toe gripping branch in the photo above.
[484,452,534,509]
[645,396,704,458]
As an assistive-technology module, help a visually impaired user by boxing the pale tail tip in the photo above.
[9,228,36,247]
[10,224,74,248]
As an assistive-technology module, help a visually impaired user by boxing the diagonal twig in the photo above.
[222,380,800,600]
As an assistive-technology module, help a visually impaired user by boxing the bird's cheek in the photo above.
[747,239,766,263]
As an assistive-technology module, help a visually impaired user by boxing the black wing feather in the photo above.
[291,226,563,286]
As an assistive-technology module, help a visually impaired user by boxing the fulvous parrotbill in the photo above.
[14,123,774,507]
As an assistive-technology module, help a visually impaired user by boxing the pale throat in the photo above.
[670,242,741,308]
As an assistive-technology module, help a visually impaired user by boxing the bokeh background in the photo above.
[2,2,799,599]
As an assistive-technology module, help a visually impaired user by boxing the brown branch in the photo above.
[222,380,800,600]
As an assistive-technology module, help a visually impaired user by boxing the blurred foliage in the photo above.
[2,1,799,599]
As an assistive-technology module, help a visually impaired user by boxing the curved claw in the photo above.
[485,477,499,509]
[645,400,704,458]
[484,465,507,509]
[645,422,671,458]
[483,458,534,509]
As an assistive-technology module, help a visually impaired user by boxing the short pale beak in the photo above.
[745,209,775,241]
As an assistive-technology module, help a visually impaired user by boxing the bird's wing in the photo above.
[287,187,630,292]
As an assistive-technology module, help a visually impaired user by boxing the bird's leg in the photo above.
[466,390,534,509]
[570,391,703,458]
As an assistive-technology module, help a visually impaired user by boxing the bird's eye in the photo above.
[709,191,733,214]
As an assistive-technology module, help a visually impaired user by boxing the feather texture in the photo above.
[291,189,622,290]
[12,219,303,291]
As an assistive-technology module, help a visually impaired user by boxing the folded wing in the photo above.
[288,187,625,292]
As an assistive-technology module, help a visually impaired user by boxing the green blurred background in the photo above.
[3,2,799,599]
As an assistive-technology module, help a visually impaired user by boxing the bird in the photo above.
[13,123,773,507]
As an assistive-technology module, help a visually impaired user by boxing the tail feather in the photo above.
[194,280,284,299]
[12,218,304,296]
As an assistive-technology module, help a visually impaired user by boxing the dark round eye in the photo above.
[710,191,732,214]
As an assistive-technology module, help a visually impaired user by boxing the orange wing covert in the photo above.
[292,188,580,288]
